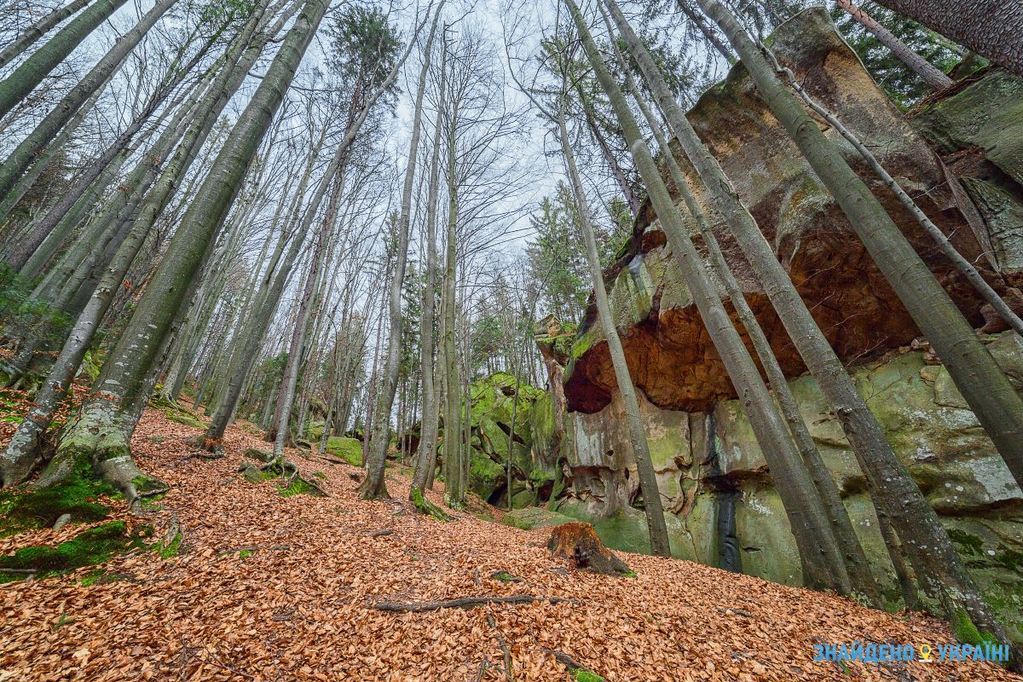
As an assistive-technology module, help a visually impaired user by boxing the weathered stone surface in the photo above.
[564,334,1023,640]
[564,9,1018,415]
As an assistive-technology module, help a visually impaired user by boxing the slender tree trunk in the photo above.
[836,0,952,90]
[4,32,219,269]
[411,55,446,498]
[595,0,878,596]
[0,0,127,119]
[677,0,735,62]
[0,0,93,69]
[556,109,671,556]
[44,0,328,501]
[0,0,178,199]
[361,4,444,500]
[698,0,1023,494]
[872,0,1023,78]
[568,0,851,593]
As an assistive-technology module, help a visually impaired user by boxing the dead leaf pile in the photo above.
[0,405,1018,681]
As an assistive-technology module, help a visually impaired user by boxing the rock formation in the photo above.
[525,8,1023,641]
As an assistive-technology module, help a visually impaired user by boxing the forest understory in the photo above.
[0,395,1016,682]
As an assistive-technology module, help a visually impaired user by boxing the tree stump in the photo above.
[547,522,633,576]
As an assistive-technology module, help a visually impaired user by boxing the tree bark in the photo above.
[46,0,329,500]
[411,44,447,498]
[872,0,1023,78]
[362,3,444,500]
[596,1,878,595]
[0,0,127,119]
[0,0,93,69]
[697,0,1023,499]
[556,109,671,557]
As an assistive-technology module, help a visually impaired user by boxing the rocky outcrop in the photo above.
[546,8,1023,643]
[564,8,1023,415]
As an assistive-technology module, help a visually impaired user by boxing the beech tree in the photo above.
[871,0,1023,77]
[38,0,332,502]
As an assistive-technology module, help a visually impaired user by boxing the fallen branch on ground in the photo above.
[371,594,574,613]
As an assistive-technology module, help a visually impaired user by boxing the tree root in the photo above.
[487,613,515,682]
[371,594,574,613]
[410,487,452,521]
[236,456,328,497]
[542,648,605,682]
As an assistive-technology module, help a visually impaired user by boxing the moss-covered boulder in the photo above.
[325,437,363,466]
[452,372,557,506]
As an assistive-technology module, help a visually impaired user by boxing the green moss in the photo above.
[159,530,183,559]
[165,411,206,429]
[239,549,253,560]
[0,464,114,536]
[951,609,999,649]
[572,669,604,682]
[411,488,451,521]
[0,521,147,583]
[80,569,129,586]
[490,570,521,582]
[326,437,363,466]
[278,479,315,497]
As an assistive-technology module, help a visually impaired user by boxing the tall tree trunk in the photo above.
[0,7,269,486]
[0,0,127,119]
[441,54,464,510]
[0,0,93,69]
[677,0,735,62]
[556,109,671,557]
[411,51,447,499]
[697,0,1023,496]
[0,0,178,199]
[361,3,444,500]
[767,50,1022,337]
[836,0,953,90]
[4,30,221,269]
[568,0,852,594]
[44,0,329,502]
[872,0,1023,78]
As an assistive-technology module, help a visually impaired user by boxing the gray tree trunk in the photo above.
[362,4,444,500]
[0,0,178,199]
[46,0,329,501]
[698,0,1023,500]
[872,0,1023,78]
[557,109,671,557]
[0,0,93,69]
[836,0,952,90]
[0,0,127,118]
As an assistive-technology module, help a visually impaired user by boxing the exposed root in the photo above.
[542,648,605,682]
[371,594,574,612]
[486,613,515,682]
[236,455,328,497]
[410,487,452,521]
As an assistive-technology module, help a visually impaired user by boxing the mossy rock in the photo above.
[325,437,363,466]
[0,521,149,583]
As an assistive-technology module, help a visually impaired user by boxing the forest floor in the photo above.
[0,401,1019,681]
